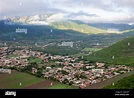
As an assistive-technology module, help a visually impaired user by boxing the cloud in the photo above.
[68,11,99,18]
[0,0,63,17]
[46,13,67,22]
[0,0,134,24]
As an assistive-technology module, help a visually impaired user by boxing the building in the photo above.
[59,42,73,47]
[92,69,104,74]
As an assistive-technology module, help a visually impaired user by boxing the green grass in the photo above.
[0,71,44,89]
[48,84,74,89]
[82,47,102,52]
[104,73,134,89]
[85,36,134,65]
[28,57,42,64]
[8,54,18,58]
[50,21,106,34]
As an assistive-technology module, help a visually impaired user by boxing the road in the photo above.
[85,70,134,89]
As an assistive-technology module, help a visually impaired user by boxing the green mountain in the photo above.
[85,36,134,65]
[104,73,134,89]
[0,20,88,41]
[50,21,107,34]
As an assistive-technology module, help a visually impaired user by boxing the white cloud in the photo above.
[0,0,134,23]
[46,13,66,22]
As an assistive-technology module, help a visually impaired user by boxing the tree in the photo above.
[36,70,42,77]
[51,65,56,68]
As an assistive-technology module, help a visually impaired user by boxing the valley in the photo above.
[0,16,134,89]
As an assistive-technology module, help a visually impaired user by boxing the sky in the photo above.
[0,0,134,24]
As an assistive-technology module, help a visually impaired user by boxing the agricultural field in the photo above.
[48,84,74,89]
[0,70,44,89]
[0,70,74,89]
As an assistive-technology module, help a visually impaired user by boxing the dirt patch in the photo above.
[24,80,58,89]
[0,70,58,89]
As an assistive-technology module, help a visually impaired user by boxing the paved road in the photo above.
[85,70,134,89]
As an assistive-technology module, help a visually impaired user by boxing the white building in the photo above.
[92,69,104,74]
[59,42,73,47]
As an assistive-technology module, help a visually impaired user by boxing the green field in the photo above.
[48,84,74,89]
[28,57,42,64]
[0,70,76,89]
[0,70,44,89]
[8,54,18,58]
[82,47,102,52]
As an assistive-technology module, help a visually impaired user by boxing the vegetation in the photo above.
[8,54,18,58]
[104,74,134,89]
[82,47,102,52]
[50,21,107,34]
[48,84,74,89]
[28,57,42,64]
[88,23,134,31]
[32,46,80,55]
[0,71,44,89]
[85,36,134,65]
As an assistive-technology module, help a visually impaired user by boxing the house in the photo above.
[92,69,104,74]
[32,67,37,74]
[46,67,51,70]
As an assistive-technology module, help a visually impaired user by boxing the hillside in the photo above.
[50,21,107,34]
[88,23,134,31]
[71,20,134,31]
[104,73,134,89]
[85,36,134,65]
[0,20,87,41]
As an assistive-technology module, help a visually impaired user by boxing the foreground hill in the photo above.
[104,73,134,89]
[50,21,107,34]
[86,36,134,65]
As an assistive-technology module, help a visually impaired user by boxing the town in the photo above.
[0,46,132,88]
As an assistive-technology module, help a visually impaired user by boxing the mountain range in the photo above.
[3,14,134,35]
[0,14,134,45]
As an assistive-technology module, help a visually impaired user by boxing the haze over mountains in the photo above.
[0,13,134,44]
[1,14,134,35]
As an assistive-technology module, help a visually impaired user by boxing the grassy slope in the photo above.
[50,21,106,34]
[104,74,134,89]
[0,71,76,89]
[82,47,102,52]
[0,71,44,89]
[0,21,87,41]
[86,36,134,65]
[48,84,74,89]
